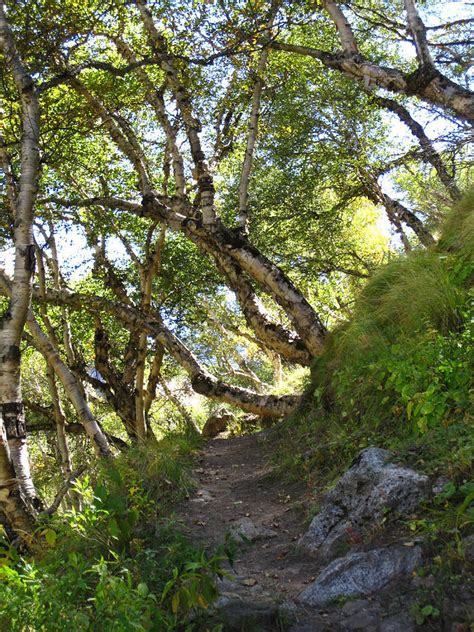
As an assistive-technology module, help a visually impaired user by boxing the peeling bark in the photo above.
[141,195,328,355]
[0,1,42,532]
[270,41,474,122]
[207,249,312,365]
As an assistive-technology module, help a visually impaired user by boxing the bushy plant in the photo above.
[0,434,225,631]
[277,192,473,482]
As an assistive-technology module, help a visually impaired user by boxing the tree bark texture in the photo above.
[0,2,42,530]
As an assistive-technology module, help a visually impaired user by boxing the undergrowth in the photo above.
[275,191,473,518]
[0,434,226,631]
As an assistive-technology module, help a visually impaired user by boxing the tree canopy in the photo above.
[0,0,472,535]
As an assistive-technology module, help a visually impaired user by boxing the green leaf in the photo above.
[43,529,57,547]
[171,592,180,614]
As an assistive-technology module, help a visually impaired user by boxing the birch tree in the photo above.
[0,1,41,534]
[0,0,471,537]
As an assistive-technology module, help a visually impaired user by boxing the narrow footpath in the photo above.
[178,432,316,603]
[175,432,432,632]
[176,432,350,631]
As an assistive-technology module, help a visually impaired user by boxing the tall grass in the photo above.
[278,191,473,482]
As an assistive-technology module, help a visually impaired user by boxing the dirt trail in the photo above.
[176,431,321,627]
[175,432,474,632]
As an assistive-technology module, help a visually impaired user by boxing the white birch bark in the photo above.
[270,42,474,122]
[25,313,112,457]
[321,0,358,55]
[0,1,42,527]
[238,3,278,232]
[404,0,434,66]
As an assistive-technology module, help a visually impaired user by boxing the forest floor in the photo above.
[176,431,317,610]
[175,431,473,631]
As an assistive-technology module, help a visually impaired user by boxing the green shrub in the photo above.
[277,192,473,482]
[0,434,225,631]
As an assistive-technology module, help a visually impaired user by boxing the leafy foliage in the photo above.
[277,192,473,482]
[0,435,226,631]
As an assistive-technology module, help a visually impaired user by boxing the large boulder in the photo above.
[202,408,235,438]
[298,545,423,606]
[300,448,430,560]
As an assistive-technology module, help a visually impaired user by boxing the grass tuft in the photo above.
[276,191,473,484]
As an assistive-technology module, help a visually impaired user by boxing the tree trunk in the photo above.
[0,430,35,539]
[0,2,42,529]
[24,283,301,417]
[26,314,112,457]
[46,366,72,477]
[158,376,200,435]
[270,42,474,123]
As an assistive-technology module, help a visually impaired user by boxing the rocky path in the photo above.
[175,432,471,631]
[177,432,316,609]
[175,432,400,631]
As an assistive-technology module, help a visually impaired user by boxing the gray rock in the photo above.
[190,488,213,503]
[298,545,422,606]
[209,598,280,631]
[202,408,235,438]
[217,576,241,593]
[229,517,278,542]
[213,594,242,609]
[462,534,474,564]
[341,598,371,616]
[411,573,436,589]
[344,610,379,630]
[378,612,415,632]
[432,476,450,495]
[300,448,430,560]
[278,600,299,616]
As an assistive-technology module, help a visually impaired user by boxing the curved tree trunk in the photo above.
[23,283,301,417]
[26,314,112,458]
[141,195,328,355]
[0,2,42,531]
[270,42,474,123]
